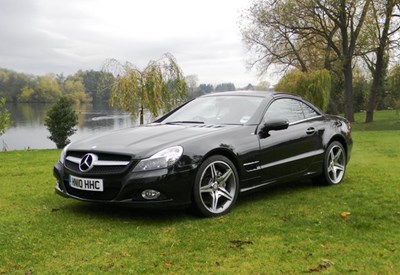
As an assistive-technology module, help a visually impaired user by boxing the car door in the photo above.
[257,98,324,182]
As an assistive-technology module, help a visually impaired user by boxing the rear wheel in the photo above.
[192,155,239,217]
[315,141,347,185]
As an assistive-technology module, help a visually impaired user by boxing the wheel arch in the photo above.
[328,135,348,157]
[191,147,241,217]
[201,148,242,179]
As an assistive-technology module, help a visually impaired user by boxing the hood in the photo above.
[68,123,237,159]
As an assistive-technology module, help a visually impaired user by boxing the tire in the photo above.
[315,141,347,185]
[192,155,239,217]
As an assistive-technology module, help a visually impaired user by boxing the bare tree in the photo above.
[361,0,400,122]
[241,0,320,74]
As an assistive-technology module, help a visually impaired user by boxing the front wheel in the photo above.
[315,141,347,185]
[192,155,239,217]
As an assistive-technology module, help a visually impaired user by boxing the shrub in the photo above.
[45,97,78,149]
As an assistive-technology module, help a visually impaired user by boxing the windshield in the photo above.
[162,95,264,125]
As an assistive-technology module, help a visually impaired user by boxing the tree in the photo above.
[352,70,370,112]
[185,75,199,94]
[275,69,331,111]
[0,97,11,136]
[18,86,35,102]
[243,83,255,90]
[45,97,78,149]
[241,0,372,121]
[255,81,271,91]
[94,72,115,102]
[0,68,35,102]
[198,84,214,93]
[315,0,371,122]
[386,64,400,109]
[215,83,236,92]
[186,75,202,100]
[63,76,88,103]
[35,74,62,102]
[77,70,115,102]
[361,0,400,122]
[241,0,321,73]
[105,53,187,125]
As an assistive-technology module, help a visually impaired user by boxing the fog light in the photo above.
[141,189,161,200]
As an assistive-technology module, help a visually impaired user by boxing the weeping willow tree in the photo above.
[275,69,331,111]
[105,53,187,125]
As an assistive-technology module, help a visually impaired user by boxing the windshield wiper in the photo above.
[165,120,204,125]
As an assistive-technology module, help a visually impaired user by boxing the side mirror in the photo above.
[258,118,289,138]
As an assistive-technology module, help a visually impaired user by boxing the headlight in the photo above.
[59,144,70,164]
[133,146,183,172]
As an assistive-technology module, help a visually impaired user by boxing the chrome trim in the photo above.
[243,161,260,167]
[259,149,324,170]
[66,156,130,166]
[240,180,277,192]
[95,160,130,166]
[288,115,323,126]
[66,156,81,163]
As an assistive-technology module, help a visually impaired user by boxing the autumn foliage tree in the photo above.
[63,76,88,103]
[105,53,187,125]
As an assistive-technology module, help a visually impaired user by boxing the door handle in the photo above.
[306,127,316,135]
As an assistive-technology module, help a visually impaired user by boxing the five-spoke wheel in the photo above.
[315,141,347,185]
[193,155,239,217]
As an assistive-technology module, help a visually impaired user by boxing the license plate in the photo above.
[69,175,104,192]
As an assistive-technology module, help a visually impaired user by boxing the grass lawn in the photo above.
[0,110,399,274]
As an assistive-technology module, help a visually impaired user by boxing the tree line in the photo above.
[0,66,250,105]
[0,68,115,104]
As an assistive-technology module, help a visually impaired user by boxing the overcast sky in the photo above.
[0,0,273,87]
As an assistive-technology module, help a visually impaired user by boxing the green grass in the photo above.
[352,109,400,131]
[1,110,399,274]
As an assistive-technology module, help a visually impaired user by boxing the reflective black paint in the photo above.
[53,91,353,209]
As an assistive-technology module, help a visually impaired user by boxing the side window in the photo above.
[301,102,319,119]
[264,99,305,123]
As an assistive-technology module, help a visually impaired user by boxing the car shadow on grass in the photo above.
[55,179,322,221]
[236,179,319,207]
[57,201,193,223]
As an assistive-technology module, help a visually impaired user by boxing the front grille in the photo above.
[65,161,133,174]
[65,151,134,175]
[68,151,131,162]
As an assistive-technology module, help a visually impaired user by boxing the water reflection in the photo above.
[0,102,150,151]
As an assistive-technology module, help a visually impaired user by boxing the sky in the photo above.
[0,0,273,88]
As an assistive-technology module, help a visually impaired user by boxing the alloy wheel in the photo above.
[327,144,346,184]
[197,159,237,215]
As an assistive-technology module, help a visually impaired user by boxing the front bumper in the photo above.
[53,161,196,208]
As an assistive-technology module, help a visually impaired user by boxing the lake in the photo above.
[1,102,150,151]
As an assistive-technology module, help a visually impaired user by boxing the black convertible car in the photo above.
[54,91,352,217]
